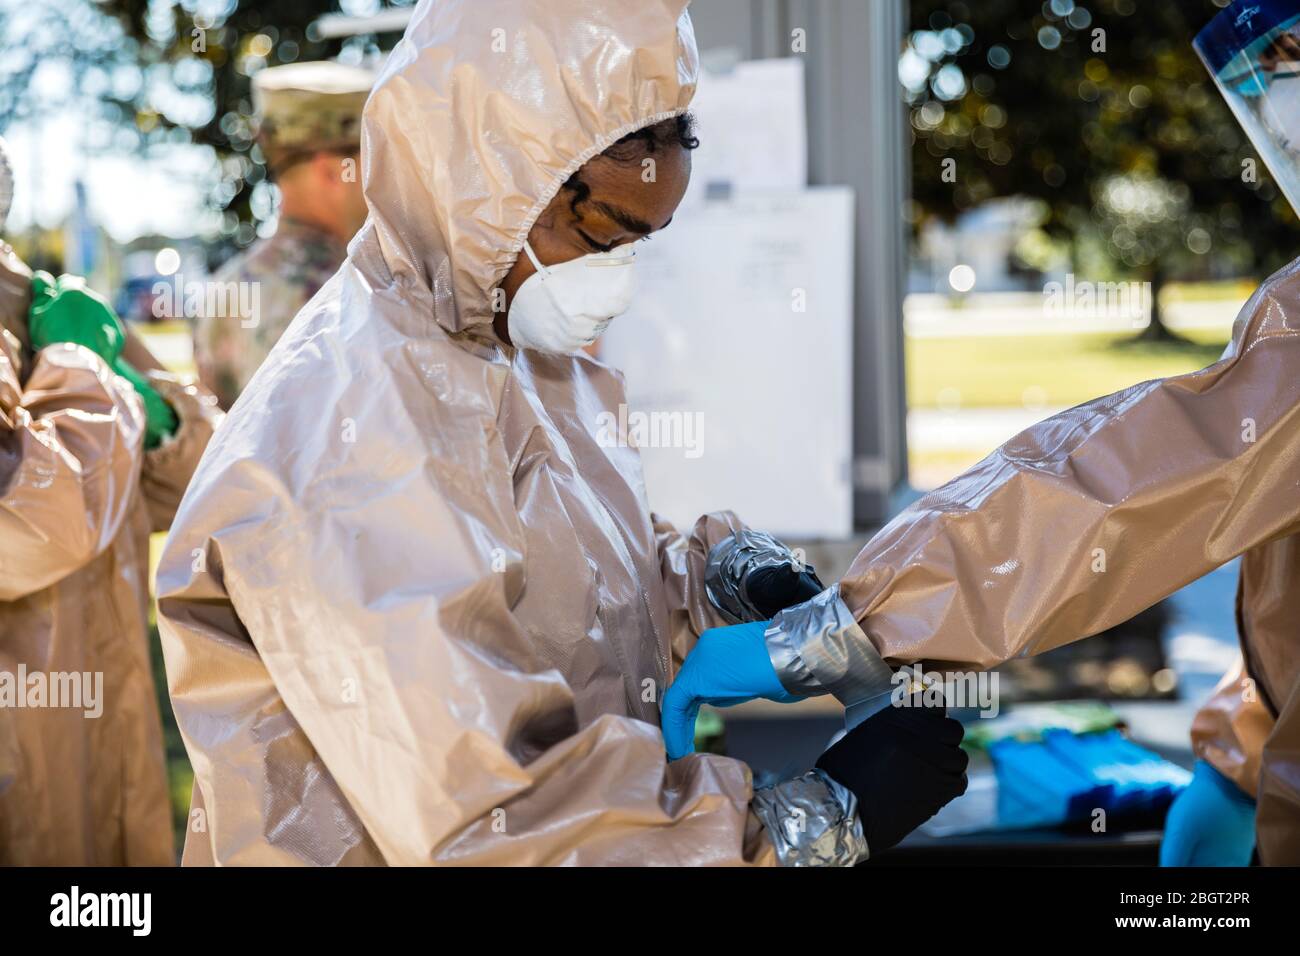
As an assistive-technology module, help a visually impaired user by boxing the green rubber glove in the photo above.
[28,271,125,362]
[28,272,176,448]
[111,355,177,449]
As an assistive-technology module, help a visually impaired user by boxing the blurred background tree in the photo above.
[903,0,1300,339]
[1,0,411,262]
[103,0,414,255]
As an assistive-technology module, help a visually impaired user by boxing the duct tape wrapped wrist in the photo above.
[704,529,822,624]
[751,769,869,867]
[764,584,895,712]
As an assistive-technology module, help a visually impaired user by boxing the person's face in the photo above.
[291,150,367,241]
[494,143,691,345]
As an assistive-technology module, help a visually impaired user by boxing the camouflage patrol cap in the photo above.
[252,61,374,173]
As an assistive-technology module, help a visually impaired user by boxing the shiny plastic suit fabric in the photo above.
[0,244,221,864]
[814,258,1300,865]
[157,0,783,866]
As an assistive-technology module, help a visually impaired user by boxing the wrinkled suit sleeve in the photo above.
[652,510,748,672]
[1191,655,1272,799]
[774,260,1300,697]
[137,372,223,532]
[0,337,145,601]
[159,419,774,867]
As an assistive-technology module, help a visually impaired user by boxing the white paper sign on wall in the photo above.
[601,187,855,540]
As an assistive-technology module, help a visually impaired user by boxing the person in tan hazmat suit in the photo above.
[0,138,223,864]
[155,0,969,867]
[666,213,1300,867]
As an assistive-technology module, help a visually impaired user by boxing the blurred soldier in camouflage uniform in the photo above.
[195,61,373,409]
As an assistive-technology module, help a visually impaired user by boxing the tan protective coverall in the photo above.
[803,258,1300,864]
[157,0,791,866]
[0,243,221,864]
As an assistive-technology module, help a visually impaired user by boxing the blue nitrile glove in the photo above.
[661,620,801,760]
[1159,760,1256,867]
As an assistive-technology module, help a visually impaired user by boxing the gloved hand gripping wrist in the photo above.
[814,697,969,855]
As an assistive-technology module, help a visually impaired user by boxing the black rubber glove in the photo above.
[815,697,969,854]
[745,563,825,619]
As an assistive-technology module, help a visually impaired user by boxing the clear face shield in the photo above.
[1196,0,1300,214]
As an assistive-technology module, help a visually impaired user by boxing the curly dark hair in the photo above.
[560,112,699,216]
[602,112,700,162]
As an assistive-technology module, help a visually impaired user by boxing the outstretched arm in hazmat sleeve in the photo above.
[666,258,1300,734]
[786,260,1300,694]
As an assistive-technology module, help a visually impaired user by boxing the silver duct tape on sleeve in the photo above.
[764,584,896,704]
[751,769,869,867]
[703,529,813,624]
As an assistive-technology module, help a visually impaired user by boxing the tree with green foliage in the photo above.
[101,0,414,250]
[904,0,1300,339]
[1,1,410,257]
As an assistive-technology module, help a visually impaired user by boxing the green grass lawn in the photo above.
[906,329,1230,410]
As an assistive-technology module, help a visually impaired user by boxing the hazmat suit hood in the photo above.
[157,0,825,867]
[361,0,698,333]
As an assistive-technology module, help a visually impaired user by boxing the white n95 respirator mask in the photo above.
[506,239,637,353]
